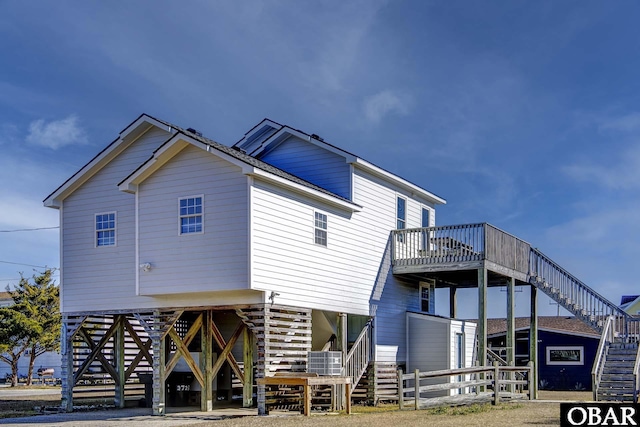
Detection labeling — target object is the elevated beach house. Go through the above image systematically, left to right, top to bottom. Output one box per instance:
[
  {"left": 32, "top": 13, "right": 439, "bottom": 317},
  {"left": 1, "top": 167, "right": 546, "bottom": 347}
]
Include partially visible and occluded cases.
[{"left": 44, "top": 115, "right": 480, "bottom": 413}]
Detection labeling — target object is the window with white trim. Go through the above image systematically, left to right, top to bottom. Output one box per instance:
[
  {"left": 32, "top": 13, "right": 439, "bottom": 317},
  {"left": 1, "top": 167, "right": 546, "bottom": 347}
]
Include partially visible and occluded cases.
[
  {"left": 179, "top": 196, "right": 203, "bottom": 235},
  {"left": 397, "top": 196, "right": 406, "bottom": 229},
  {"left": 421, "top": 207, "right": 430, "bottom": 228},
  {"left": 314, "top": 211, "right": 327, "bottom": 246},
  {"left": 95, "top": 212, "right": 116, "bottom": 247},
  {"left": 420, "top": 281, "right": 435, "bottom": 313},
  {"left": 546, "top": 346, "right": 584, "bottom": 365}
]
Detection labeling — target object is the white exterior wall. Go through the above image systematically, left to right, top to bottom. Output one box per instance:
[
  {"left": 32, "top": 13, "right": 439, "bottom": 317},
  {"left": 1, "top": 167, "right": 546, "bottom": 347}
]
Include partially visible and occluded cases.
[
  {"left": 61, "top": 127, "right": 170, "bottom": 312},
  {"left": 60, "top": 128, "right": 262, "bottom": 312},
  {"left": 259, "top": 136, "right": 352, "bottom": 199},
  {"left": 137, "top": 144, "right": 249, "bottom": 295}
]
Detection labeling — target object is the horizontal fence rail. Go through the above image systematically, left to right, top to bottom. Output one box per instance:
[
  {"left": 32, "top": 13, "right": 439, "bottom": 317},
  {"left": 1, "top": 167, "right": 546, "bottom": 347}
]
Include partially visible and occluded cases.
[{"left": 397, "top": 364, "right": 532, "bottom": 410}]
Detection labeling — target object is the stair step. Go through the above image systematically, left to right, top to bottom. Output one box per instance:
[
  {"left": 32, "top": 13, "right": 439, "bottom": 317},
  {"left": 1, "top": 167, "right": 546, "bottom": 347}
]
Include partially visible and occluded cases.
[
  {"left": 601, "top": 374, "right": 636, "bottom": 382},
  {"left": 599, "top": 381, "right": 635, "bottom": 388}
]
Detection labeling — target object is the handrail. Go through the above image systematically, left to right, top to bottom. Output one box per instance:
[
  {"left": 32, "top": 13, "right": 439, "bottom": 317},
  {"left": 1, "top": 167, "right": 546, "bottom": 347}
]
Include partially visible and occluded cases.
[
  {"left": 592, "top": 316, "right": 614, "bottom": 401},
  {"left": 343, "top": 319, "right": 373, "bottom": 388},
  {"left": 634, "top": 331, "right": 640, "bottom": 403}
]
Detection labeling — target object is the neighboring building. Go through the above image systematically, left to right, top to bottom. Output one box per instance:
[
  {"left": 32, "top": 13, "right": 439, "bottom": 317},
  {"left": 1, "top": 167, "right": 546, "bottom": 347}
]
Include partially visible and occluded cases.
[
  {"left": 45, "top": 114, "right": 482, "bottom": 413},
  {"left": 0, "top": 292, "right": 60, "bottom": 380},
  {"left": 620, "top": 295, "right": 640, "bottom": 316},
  {"left": 487, "top": 317, "right": 600, "bottom": 391}
]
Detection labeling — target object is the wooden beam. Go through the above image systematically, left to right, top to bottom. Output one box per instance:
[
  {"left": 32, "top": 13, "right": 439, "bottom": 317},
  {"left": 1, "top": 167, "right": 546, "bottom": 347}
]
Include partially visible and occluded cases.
[
  {"left": 478, "top": 267, "right": 487, "bottom": 392},
  {"left": 506, "top": 277, "right": 516, "bottom": 393},
  {"left": 529, "top": 285, "right": 538, "bottom": 399},
  {"left": 449, "top": 287, "right": 457, "bottom": 319},
  {"left": 201, "top": 311, "right": 213, "bottom": 412},
  {"left": 164, "top": 314, "right": 203, "bottom": 380},
  {"left": 114, "top": 315, "right": 126, "bottom": 408},
  {"left": 73, "top": 317, "right": 121, "bottom": 384},
  {"left": 124, "top": 318, "right": 153, "bottom": 365},
  {"left": 211, "top": 319, "right": 245, "bottom": 382},
  {"left": 60, "top": 321, "right": 74, "bottom": 412},
  {"left": 210, "top": 322, "right": 245, "bottom": 379},
  {"left": 243, "top": 326, "right": 255, "bottom": 407},
  {"left": 166, "top": 327, "right": 205, "bottom": 387},
  {"left": 152, "top": 330, "right": 166, "bottom": 416},
  {"left": 124, "top": 339, "right": 152, "bottom": 381}
]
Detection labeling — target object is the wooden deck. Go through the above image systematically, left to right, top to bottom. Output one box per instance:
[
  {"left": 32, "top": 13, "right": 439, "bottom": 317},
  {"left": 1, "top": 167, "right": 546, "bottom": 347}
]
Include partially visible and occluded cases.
[{"left": 392, "top": 223, "right": 530, "bottom": 282}]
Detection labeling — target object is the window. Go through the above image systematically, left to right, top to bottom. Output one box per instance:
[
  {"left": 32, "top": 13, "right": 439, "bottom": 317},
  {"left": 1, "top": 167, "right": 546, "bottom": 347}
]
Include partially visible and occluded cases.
[
  {"left": 179, "top": 196, "right": 203, "bottom": 234},
  {"left": 396, "top": 197, "right": 406, "bottom": 229},
  {"left": 421, "top": 207, "right": 430, "bottom": 228},
  {"left": 95, "top": 212, "right": 116, "bottom": 247},
  {"left": 314, "top": 212, "right": 327, "bottom": 246},
  {"left": 419, "top": 281, "right": 435, "bottom": 313},
  {"left": 546, "top": 346, "right": 584, "bottom": 365}
]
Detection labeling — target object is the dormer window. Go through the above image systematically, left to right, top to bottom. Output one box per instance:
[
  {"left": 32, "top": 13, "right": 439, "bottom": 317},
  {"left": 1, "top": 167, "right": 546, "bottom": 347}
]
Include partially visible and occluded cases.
[{"left": 179, "top": 196, "right": 203, "bottom": 234}]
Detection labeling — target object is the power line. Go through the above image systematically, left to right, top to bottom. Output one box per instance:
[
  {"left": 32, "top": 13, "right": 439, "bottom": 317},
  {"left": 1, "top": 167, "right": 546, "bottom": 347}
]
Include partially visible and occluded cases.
[
  {"left": 0, "top": 226, "right": 59, "bottom": 233},
  {"left": 0, "top": 260, "right": 56, "bottom": 269}
]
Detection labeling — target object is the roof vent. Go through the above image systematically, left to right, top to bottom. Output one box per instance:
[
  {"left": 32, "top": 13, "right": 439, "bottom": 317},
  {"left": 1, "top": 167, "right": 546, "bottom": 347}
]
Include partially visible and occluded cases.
[
  {"left": 186, "top": 128, "right": 202, "bottom": 137},
  {"left": 310, "top": 134, "right": 324, "bottom": 142}
]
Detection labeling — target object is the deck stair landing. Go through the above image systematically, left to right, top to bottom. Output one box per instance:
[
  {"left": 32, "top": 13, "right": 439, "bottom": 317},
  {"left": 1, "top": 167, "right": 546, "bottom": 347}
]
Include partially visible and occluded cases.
[
  {"left": 391, "top": 223, "right": 640, "bottom": 402},
  {"left": 597, "top": 343, "right": 638, "bottom": 402}
]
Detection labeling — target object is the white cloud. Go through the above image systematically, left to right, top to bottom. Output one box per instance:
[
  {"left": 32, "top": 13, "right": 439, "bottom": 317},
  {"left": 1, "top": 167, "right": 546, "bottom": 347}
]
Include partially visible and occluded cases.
[
  {"left": 363, "top": 90, "right": 411, "bottom": 124},
  {"left": 599, "top": 112, "right": 640, "bottom": 133},
  {"left": 26, "top": 115, "right": 87, "bottom": 149},
  {"left": 563, "top": 144, "right": 640, "bottom": 190}
]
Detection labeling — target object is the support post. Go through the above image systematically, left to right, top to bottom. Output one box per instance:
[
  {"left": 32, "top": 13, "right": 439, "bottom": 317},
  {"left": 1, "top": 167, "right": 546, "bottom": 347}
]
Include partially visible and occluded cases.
[
  {"left": 478, "top": 268, "right": 488, "bottom": 392},
  {"left": 506, "top": 277, "right": 516, "bottom": 393},
  {"left": 529, "top": 285, "right": 538, "bottom": 399},
  {"left": 449, "top": 287, "right": 457, "bottom": 319},
  {"left": 201, "top": 310, "right": 213, "bottom": 412},
  {"left": 336, "top": 313, "right": 347, "bottom": 410},
  {"left": 152, "top": 314, "right": 166, "bottom": 416},
  {"left": 114, "top": 316, "right": 126, "bottom": 408},
  {"left": 60, "top": 322, "right": 74, "bottom": 412},
  {"left": 242, "top": 326, "right": 254, "bottom": 407},
  {"left": 493, "top": 361, "right": 500, "bottom": 405},
  {"left": 398, "top": 368, "right": 404, "bottom": 410},
  {"left": 414, "top": 368, "right": 420, "bottom": 410}
]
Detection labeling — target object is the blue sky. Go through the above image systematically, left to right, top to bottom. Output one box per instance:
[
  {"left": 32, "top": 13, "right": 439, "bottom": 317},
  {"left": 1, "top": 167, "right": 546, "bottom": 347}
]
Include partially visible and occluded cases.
[{"left": 1, "top": 1, "right": 639, "bottom": 318}]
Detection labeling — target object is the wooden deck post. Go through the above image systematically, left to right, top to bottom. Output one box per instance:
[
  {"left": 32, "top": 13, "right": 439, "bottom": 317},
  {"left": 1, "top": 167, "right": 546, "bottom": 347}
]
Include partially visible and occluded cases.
[
  {"left": 478, "top": 267, "right": 488, "bottom": 391},
  {"left": 507, "top": 277, "right": 516, "bottom": 393},
  {"left": 529, "top": 285, "right": 538, "bottom": 399},
  {"left": 449, "top": 287, "right": 457, "bottom": 319},
  {"left": 201, "top": 310, "right": 213, "bottom": 412},
  {"left": 152, "top": 314, "right": 166, "bottom": 416},
  {"left": 114, "top": 316, "right": 126, "bottom": 409},
  {"left": 60, "top": 321, "right": 74, "bottom": 412},
  {"left": 243, "top": 326, "right": 254, "bottom": 407},
  {"left": 493, "top": 361, "right": 500, "bottom": 405},
  {"left": 397, "top": 368, "right": 404, "bottom": 410},
  {"left": 414, "top": 368, "right": 420, "bottom": 410}
]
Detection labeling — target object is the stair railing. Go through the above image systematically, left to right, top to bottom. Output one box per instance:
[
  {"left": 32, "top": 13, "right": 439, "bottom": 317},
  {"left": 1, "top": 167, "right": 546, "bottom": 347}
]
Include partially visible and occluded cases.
[
  {"left": 529, "top": 248, "right": 636, "bottom": 338},
  {"left": 592, "top": 315, "right": 615, "bottom": 401},
  {"left": 343, "top": 319, "right": 373, "bottom": 388},
  {"left": 634, "top": 328, "right": 640, "bottom": 403}
]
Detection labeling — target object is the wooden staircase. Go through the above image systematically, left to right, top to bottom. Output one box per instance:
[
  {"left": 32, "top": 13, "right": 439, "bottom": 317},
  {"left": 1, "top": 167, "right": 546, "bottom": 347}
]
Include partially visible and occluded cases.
[
  {"left": 529, "top": 248, "right": 640, "bottom": 402},
  {"left": 597, "top": 343, "right": 638, "bottom": 402}
]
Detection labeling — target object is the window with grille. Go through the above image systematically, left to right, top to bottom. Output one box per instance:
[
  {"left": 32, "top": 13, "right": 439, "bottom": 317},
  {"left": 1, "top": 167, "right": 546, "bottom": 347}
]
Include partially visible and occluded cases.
[
  {"left": 179, "top": 196, "right": 203, "bottom": 235},
  {"left": 95, "top": 212, "right": 116, "bottom": 247},
  {"left": 314, "top": 212, "right": 327, "bottom": 246}
]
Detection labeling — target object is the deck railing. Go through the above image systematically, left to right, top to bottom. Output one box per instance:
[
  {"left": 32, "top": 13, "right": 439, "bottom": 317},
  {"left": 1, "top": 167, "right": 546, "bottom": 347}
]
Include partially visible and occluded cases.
[{"left": 392, "top": 223, "right": 529, "bottom": 274}]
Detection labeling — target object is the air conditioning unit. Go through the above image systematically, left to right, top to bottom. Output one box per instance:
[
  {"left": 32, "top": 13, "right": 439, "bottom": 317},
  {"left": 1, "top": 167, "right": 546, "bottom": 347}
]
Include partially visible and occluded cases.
[{"left": 307, "top": 351, "right": 342, "bottom": 376}]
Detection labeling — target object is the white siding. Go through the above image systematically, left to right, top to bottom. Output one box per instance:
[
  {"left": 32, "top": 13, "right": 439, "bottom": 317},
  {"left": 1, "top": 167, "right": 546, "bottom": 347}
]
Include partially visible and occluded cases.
[
  {"left": 61, "top": 127, "right": 170, "bottom": 312},
  {"left": 61, "top": 128, "right": 261, "bottom": 312},
  {"left": 259, "top": 136, "right": 351, "bottom": 199},
  {"left": 137, "top": 144, "right": 248, "bottom": 295}
]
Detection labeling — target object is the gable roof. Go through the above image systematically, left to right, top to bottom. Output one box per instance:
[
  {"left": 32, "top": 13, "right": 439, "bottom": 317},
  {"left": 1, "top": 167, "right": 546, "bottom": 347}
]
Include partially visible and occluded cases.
[
  {"left": 43, "top": 114, "right": 177, "bottom": 208},
  {"left": 118, "top": 117, "right": 362, "bottom": 212},
  {"left": 235, "top": 118, "right": 447, "bottom": 206},
  {"left": 621, "top": 295, "right": 640, "bottom": 306},
  {"left": 486, "top": 316, "right": 600, "bottom": 338}
]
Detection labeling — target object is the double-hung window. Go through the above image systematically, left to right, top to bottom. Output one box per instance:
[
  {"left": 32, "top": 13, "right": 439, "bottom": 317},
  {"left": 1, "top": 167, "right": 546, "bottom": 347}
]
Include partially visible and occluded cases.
[
  {"left": 179, "top": 196, "right": 203, "bottom": 235},
  {"left": 397, "top": 197, "right": 406, "bottom": 229},
  {"left": 421, "top": 207, "right": 430, "bottom": 251},
  {"left": 95, "top": 212, "right": 116, "bottom": 247},
  {"left": 314, "top": 212, "right": 327, "bottom": 246},
  {"left": 420, "top": 281, "right": 435, "bottom": 313}
]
